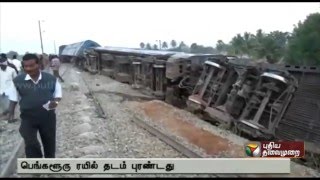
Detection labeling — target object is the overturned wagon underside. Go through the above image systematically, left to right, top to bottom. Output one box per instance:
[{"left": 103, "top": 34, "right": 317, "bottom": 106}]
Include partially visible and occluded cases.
[
  {"left": 84, "top": 47, "right": 320, "bottom": 162},
  {"left": 187, "top": 60, "right": 320, "bottom": 155},
  {"left": 275, "top": 66, "right": 320, "bottom": 153}
]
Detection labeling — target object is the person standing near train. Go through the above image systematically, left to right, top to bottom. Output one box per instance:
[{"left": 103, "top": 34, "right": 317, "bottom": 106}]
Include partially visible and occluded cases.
[
  {"left": 0, "top": 53, "right": 17, "bottom": 120},
  {"left": 0, "top": 53, "right": 19, "bottom": 74},
  {"left": 8, "top": 53, "right": 62, "bottom": 158},
  {"left": 10, "top": 54, "right": 22, "bottom": 73},
  {"left": 50, "top": 55, "right": 64, "bottom": 82}
]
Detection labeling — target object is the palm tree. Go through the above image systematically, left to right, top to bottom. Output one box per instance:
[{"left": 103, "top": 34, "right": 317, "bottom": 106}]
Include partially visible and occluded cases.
[
  {"left": 252, "top": 29, "right": 266, "bottom": 59},
  {"left": 242, "top": 32, "right": 255, "bottom": 57},
  {"left": 230, "top": 34, "right": 245, "bottom": 57},
  {"left": 170, "top": 40, "right": 177, "bottom": 49},
  {"left": 216, "top": 40, "right": 225, "bottom": 53},
  {"left": 162, "top": 41, "right": 168, "bottom": 49},
  {"left": 179, "top": 41, "right": 186, "bottom": 48},
  {"left": 153, "top": 44, "right": 158, "bottom": 50}
]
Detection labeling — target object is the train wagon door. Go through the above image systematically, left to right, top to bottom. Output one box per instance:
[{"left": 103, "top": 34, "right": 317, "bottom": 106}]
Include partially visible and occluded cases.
[
  {"left": 100, "top": 54, "right": 116, "bottom": 78},
  {"left": 114, "top": 55, "right": 132, "bottom": 84},
  {"left": 132, "top": 57, "right": 143, "bottom": 89},
  {"left": 153, "top": 59, "right": 167, "bottom": 100}
]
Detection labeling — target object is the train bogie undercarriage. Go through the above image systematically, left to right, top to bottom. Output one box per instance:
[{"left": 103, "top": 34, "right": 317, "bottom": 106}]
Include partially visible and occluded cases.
[{"left": 79, "top": 46, "right": 320, "bottom": 169}]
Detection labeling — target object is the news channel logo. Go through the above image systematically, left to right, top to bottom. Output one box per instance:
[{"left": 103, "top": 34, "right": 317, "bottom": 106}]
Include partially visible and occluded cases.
[{"left": 245, "top": 142, "right": 261, "bottom": 157}]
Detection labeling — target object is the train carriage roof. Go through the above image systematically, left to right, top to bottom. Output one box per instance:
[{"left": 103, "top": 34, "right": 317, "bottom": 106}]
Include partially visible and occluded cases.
[
  {"left": 61, "top": 40, "right": 100, "bottom": 57},
  {"left": 94, "top": 46, "right": 183, "bottom": 59},
  {"left": 93, "top": 47, "right": 234, "bottom": 60},
  {"left": 167, "top": 53, "right": 238, "bottom": 63},
  {"left": 168, "top": 53, "right": 226, "bottom": 59}
]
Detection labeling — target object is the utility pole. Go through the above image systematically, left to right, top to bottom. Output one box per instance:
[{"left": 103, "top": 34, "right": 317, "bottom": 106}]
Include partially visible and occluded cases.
[
  {"left": 0, "top": 4, "right": 2, "bottom": 52},
  {"left": 38, "top": 20, "right": 44, "bottom": 54},
  {"left": 54, "top": 40, "right": 57, "bottom": 54}
]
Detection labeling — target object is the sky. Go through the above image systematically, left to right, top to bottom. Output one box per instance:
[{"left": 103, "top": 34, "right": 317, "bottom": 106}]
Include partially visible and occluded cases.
[{"left": 0, "top": 2, "right": 319, "bottom": 55}]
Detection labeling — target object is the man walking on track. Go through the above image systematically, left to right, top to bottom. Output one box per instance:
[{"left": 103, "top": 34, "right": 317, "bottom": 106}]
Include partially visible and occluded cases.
[
  {"left": 0, "top": 53, "right": 19, "bottom": 74},
  {"left": 8, "top": 53, "right": 62, "bottom": 158},
  {"left": 0, "top": 54, "right": 17, "bottom": 120},
  {"left": 10, "top": 54, "right": 22, "bottom": 73},
  {"left": 50, "top": 55, "right": 64, "bottom": 82}
]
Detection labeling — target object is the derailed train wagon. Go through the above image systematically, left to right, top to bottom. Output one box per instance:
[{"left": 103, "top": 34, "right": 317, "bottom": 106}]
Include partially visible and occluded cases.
[
  {"left": 61, "top": 40, "right": 100, "bottom": 66},
  {"left": 76, "top": 41, "right": 320, "bottom": 168},
  {"left": 58, "top": 45, "right": 66, "bottom": 57},
  {"left": 84, "top": 46, "right": 234, "bottom": 101},
  {"left": 90, "top": 47, "right": 177, "bottom": 98},
  {"left": 165, "top": 54, "right": 236, "bottom": 106},
  {"left": 187, "top": 55, "right": 245, "bottom": 116},
  {"left": 186, "top": 57, "right": 320, "bottom": 165},
  {"left": 236, "top": 64, "right": 320, "bottom": 164},
  {"left": 234, "top": 65, "right": 298, "bottom": 139},
  {"left": 274, "top": 65, "right": 320, "bottom": 155}
]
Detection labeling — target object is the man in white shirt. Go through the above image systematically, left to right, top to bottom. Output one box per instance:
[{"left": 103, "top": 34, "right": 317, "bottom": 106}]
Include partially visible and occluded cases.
[
  {"left": 1, "top": 53, "right": 19, "bottom": 74},
  {"left": 8, "top": 53, "right": 62, "bottom": 158},
  {"left": 0, "top": 54, "right": 17, "bottom": 118},
  {"left": 10, "top": 54, "right": 22, "bottom": 72},
  {"left": 50, "top": 55, "right": 64, "bottom": 82}
]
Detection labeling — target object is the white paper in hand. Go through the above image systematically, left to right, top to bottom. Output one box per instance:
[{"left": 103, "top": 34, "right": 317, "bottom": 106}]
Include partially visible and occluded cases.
[{"left": 42, "top": 101, "right": 55, "bottom": 111}]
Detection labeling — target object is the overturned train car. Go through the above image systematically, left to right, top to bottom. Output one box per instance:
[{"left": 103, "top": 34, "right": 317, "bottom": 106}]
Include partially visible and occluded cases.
[
  {"left": 60, "top": 40, "right": 101, "bottom": 64},
  {"left": 74, "top": 43, "right": 320, "bottom": 166},
  {"left": 84, "top": 47, "right": 230, "bottom": 102},
  {"left": 90, "top": 47, "right": 177, "bottom": 99},
  {"left": 187, "top": 57, "right": 320, "bottom": 162}
]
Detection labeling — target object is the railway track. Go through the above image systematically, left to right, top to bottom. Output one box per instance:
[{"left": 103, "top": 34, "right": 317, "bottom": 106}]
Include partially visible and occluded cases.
[
  {"left": 61, "top": 42, "right": 320, "bottom": 174},
  {"left": 66, "top": 63, "right": 320, "bottom": 177},
  {"left": 2, "top": 64, "right": 318, "bottom": 177},
  {"left": 2, "top": 64, "right": 208, "bottom": 177},
  {"left": 79, "top": 66, "right": 320, "bottom": 177},
  {"left": 78, "top": 68, "right": 202, "bottom": 158},
  {"left": 81, "top": 69, "right": 311, "bottom": 178},
  {"left": 80, "top": 70, "right": 205, "bottom": 159},
  {"left": 79, "top": 71, "right": 241, "bottom": 178}
]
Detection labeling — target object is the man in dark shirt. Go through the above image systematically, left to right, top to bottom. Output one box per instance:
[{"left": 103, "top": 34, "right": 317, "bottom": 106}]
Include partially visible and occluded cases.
[{"left": 8, "top": 53, "right": 62, "bottom": 158}]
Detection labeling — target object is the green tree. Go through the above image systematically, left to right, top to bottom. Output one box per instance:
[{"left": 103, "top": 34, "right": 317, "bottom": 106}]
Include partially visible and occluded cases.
[
  {"left": 285, "top": 13, "right": 320, "bottom": 65},
  {"left": 251, "top": 29, "right": 266, "bottom": 59},
  {"left": 263, "top": 31, "right": 289, "bottom": 63},
  {"left": 241, "top": 32, "right": 256, "bottom": 57},
  {"left": 230, "top": 34, "right": 245, "bottom": 57},
  {"left": 170, "top": 40, "right": 177, "bottom": 48},
  {"left": 216, "top": 40, "right": 227, "bottom": 53},
  {"left": 162, "top": 41, "right": 168, "bottom": 49},
  {"left": 178, "top": 41, "right": 186, "bottom": 48},
  {"left": 178, "top": 41, "right": 189, "bottom": 52},
  {"left": 139, "top": 42, "right": 145, "bottom": 49},
  {"left": 146, "top": 43, "right": 152, "bottom": 50},
  {"left": 189, "top": 43, "right": 216, "bottom": 54},
  {"left": 190, "top": 43, "right": 198, "bottom": 53},
  {"left": 153, "top": 44, "right": 158, "bottom": 50}
]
